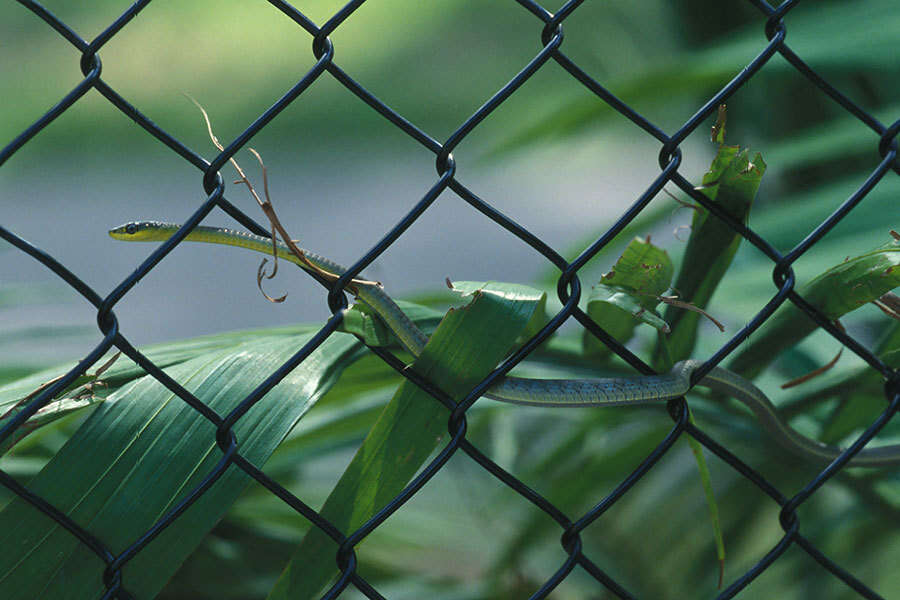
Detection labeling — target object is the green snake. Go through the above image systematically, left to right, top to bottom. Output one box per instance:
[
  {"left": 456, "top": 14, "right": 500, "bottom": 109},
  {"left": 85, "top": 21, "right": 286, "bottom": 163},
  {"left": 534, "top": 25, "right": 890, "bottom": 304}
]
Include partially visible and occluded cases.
[{"left": 110, "top": 221, "right": 900, "bottom": 467}]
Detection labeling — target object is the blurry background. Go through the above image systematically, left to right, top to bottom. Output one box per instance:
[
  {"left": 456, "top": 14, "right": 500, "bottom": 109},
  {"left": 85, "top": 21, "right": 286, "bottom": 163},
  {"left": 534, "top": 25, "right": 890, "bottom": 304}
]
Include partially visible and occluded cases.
[
  {"left": 2, "top": 1, "right": 899, "bottom": 598},
  {"left": 3, "top": 1, "right": 897, "bottom": 368}
]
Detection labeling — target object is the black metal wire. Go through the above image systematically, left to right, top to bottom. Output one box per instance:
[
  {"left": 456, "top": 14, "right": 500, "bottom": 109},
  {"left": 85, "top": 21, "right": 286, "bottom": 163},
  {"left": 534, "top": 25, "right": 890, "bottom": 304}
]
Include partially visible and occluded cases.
[{"left": 2, "top": 1, "right": 898, "bottom": 598}]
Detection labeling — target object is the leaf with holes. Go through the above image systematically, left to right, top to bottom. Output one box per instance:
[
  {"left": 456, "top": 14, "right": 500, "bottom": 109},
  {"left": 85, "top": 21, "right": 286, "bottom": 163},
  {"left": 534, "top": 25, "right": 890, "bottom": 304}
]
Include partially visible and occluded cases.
[{"left": 583, "top": 236, "right": 673, "bottom": 356}]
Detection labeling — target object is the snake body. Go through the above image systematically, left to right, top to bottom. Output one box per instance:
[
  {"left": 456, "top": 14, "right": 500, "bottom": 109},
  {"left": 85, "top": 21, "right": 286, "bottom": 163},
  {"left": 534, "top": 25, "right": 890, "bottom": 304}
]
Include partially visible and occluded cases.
[{"left": 109, "top": 221, "right": 900, "bottom": 467}]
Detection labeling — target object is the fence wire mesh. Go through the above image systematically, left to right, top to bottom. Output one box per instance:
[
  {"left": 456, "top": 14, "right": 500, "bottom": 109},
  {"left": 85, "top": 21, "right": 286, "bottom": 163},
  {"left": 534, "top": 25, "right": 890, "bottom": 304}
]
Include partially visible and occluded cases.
[{"left": 2, "top": 0, "right": 899, "bottom": 598}]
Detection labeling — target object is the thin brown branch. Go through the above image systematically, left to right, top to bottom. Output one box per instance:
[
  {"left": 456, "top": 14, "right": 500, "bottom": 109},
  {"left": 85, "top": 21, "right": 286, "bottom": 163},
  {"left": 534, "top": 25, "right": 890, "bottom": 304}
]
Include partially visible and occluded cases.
[
  {"left": 187, "top": 97, "right": 379, "bottom": 295},
  {"left": 244, "top": 147, "right": 344, "bottom": 285},
  {"left": 663, "top": 187, "right": 700, "bottom": 212},
  {"left": 257, "top": 259, "right": 287, "bottom": 303},
  {"left": 873, "top": 292, "right": 900, "bottom": 321},
  {"left": 657, "top": 295, "right": 726, "bottom": 332},
  {"left": 781, "top": 320, "right": 846, "bottom": 389},
  {"left": 781, "top": 348, "right": 843, "bottom": 389},
  {"left": 1, "top": 352, "right": 122, "bottom": 420},
  {"left": 93, "top": 352, "right": 122, "bottom": 377}
]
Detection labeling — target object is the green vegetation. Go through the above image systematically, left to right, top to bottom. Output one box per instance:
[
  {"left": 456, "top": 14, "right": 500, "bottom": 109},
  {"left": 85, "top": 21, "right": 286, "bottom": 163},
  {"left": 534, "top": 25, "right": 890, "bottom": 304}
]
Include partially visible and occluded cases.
[{"left": 2, "top": 1, "right": 899, "bottom": 598}]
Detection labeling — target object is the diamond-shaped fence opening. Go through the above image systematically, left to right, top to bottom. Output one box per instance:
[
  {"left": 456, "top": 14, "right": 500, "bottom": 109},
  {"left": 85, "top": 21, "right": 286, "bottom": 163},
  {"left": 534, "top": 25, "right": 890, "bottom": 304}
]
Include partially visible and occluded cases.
[{"left": 2, "top": 1, "right": 899, "bottom": 599}]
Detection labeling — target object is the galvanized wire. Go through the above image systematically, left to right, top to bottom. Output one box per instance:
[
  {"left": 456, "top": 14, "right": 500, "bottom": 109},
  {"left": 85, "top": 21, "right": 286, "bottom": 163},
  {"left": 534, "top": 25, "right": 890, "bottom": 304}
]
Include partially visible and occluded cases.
[{"left": 2, "top": 1, "right": 899, "bottom": 598}]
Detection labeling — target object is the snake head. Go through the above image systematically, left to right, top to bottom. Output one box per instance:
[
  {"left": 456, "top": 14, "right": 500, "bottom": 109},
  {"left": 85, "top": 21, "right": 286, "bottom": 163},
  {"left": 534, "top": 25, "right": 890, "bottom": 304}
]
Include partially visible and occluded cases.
[{"left": 108, "top": 221, "right": 176, "bottom": 241}]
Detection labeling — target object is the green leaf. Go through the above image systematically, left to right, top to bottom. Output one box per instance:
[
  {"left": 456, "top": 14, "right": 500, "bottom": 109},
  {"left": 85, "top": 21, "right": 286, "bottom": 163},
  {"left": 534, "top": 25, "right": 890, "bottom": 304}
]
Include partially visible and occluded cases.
[
  {"left": 654, "top": 145, "right": 765, "bottom": 368},
  {"left": 583, "top": 236, "right": 673, "bottom": 356},
  {"left": 595, "top": 236, "right": 674, "bottom": 295},
  {"left": 729, "top": 238, "right": 900, "bottom": 377},
  {"left": 799, "top": 243, "right": 900, "bottom": 318},
  {"left": 449, "top": 281, "right": 548, "bottom": 340},
  {"left": 267, "top": 282, "right": 543, "bottom": 600},
  {"left": 587, "top": 286, "right": 669, "bottom": 334},
  {"left": 0, "top": 326, "right": 320, "bottom": 411},
  {"left": 0, "top": 328, "right": 365, "bottom": 599},
  {"left": 0, "top": 353, "right": 129, "bottom": 455},
  {"left": 0, "top": 393, "right": 104, "bottom": 456},
  {"left": 685, "top": 411, "right": 725, "bottom": 585}
]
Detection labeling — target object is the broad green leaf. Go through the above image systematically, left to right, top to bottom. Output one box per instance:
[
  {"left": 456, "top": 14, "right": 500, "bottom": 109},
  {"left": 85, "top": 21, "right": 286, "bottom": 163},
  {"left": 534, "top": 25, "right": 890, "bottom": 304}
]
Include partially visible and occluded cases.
[
  {"left": 654, "top": 145, "right": 765, "bottom": 368},
  {"left": 583, "top": 236, "right": 673, "bottom": 356},
  {"left": 729, "top": 238, "right": 900, "bottom": 377},
  {"left": 449, "top": 280, "right": 548, "bottom": 340},
  {"left": 267, "top": 282, "right": 543, "bottom": 600},
  {"left": 0, "top": 325, "right": 320, "bottom": 414},
  {"left": 0, "top": 326, "right": 325, "bottom": 457},
  {"left": 0, "top": 328, "right": 365, "bottom": 599},
  {"left": 0, "top": 353, "right": 125, "bottom": 455},
  {"left": 0, "top": 367, "right": 38, "bottom": 388},
  {"left": 0, "top": 394, "right": 104, "bottom": 456}
]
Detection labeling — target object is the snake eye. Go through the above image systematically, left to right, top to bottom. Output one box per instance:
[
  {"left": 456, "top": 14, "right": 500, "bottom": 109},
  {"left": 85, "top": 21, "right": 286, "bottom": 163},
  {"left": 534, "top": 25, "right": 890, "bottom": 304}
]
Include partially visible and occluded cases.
[{"left": 125, "top": 223, "right": 137, "bottom": 235}]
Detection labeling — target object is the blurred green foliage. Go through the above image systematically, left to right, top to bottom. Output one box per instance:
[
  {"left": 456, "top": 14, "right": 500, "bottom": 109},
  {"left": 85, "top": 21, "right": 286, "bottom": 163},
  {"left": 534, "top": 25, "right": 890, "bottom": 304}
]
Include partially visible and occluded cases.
[{"left": 2, "top": 1, "right": 681, "bottom": 153}]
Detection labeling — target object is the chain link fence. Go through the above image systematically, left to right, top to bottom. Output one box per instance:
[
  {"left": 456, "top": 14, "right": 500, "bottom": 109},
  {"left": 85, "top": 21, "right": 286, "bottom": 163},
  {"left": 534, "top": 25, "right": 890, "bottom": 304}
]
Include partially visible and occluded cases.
[{"left": 2, "top": 1, "right": 899, "bottom": 598}]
